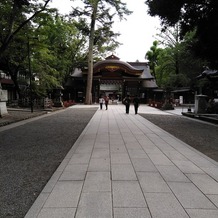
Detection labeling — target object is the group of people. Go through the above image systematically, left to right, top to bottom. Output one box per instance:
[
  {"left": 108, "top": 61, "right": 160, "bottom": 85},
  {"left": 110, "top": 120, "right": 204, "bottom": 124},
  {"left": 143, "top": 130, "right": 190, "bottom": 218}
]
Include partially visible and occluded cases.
[
  {"left": 99, "top": 94, "right": 140, "bottom": 114},
  {"left": 99, "top": 95, "right": 109, "bottom": 110},
  {"left": 123, "top": 95, "right": 140, "bottom": 114}
]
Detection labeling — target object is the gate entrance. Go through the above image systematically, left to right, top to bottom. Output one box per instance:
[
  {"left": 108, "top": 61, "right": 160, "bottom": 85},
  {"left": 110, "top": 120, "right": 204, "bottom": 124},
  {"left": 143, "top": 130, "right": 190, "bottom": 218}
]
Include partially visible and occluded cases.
[{"left": 99, "top": 80, "right": 123, "bottom": 102}]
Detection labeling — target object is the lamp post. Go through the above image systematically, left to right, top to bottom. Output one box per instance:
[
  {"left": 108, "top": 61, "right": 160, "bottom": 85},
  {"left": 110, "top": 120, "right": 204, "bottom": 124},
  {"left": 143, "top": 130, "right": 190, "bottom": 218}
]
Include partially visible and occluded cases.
[
  {"left": 27, "top": 36, "right": 38, "bottom": 113},
  {"left": 27, "top": 37, "right": 33, "bottom": 113}
]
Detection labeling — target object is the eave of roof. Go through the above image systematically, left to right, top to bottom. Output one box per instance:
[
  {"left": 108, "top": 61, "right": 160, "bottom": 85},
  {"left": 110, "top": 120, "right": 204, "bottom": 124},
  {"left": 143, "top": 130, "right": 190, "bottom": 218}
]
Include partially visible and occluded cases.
[{"left": 93, "top": 59, "right": 143, "bottom": 76}]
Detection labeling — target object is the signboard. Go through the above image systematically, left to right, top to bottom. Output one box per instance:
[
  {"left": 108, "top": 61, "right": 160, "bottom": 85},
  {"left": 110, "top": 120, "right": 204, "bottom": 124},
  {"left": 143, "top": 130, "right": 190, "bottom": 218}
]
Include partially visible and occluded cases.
[
  {"left": 105, "top": 65, "right": 120, "bottom": 72},
  {"left": 100, "top": 84, "right": 120, "bottom": 91}
]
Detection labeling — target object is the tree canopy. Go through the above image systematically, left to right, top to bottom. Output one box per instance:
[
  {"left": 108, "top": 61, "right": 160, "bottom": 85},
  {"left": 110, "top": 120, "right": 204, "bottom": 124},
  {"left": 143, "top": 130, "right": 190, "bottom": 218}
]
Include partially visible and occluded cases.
[
  {"left": 0, "top": 0, "right": 128, "bottom": 100},
  {"left": 70, "top": 0, "right": 131, "bottom": 104},
  {"left": 145, "top": 0, "right": 218, "bottom": 68},
  {"left": 148, "top": 25, "right": 207, "bottom": 92}
]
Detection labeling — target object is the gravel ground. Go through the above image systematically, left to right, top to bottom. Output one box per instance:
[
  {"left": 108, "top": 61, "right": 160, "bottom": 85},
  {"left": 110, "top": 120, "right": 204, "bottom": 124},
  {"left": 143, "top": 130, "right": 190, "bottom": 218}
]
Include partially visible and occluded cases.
[
  {"left": 0, "top": 107, "right": 98, "bottom": 218},
  {"left": 0, "top": 109, "right": 48, "bottom": 127},
  {"left": 139, "top": 113, "right": 218, "bottom": 162}
]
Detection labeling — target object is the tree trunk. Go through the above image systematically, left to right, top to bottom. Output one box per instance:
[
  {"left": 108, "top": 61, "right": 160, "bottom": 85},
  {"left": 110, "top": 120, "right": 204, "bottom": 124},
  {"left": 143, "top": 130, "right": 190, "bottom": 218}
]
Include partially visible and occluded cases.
[
  {"left": 85, "top": 1, "right": 98, "bottom": 104},
  {"left": 10, "top": 71, "right": 21, "bottom": 99}
]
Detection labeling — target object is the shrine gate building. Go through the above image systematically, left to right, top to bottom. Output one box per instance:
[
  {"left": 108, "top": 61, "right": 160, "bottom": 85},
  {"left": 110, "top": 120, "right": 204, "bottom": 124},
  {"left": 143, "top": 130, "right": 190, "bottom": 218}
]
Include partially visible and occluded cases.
[{"left": 64, "top": 54, "right": 157, "bottom": 103}]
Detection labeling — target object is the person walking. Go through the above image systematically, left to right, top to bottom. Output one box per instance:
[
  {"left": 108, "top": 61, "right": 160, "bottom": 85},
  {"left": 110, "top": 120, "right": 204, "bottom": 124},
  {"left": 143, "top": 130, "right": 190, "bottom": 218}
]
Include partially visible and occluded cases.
[
  {"left": 104, "top": 95, "right": 109, "bottom": 110},
  {"left": 123, "top": 95, "right": 131, "bottom": 114},
  {"left": 133, "top": 95, "right": 140, "bottom": 114},
  {"left": 99, "top": 96, "right": 104, "bottom": 110}
]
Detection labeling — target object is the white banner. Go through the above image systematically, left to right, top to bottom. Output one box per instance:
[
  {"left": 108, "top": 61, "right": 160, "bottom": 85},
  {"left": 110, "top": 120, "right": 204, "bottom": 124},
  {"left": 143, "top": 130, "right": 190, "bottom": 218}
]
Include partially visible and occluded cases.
[{"left": 100, "top": 84, "right": 120, "bottom": 91}]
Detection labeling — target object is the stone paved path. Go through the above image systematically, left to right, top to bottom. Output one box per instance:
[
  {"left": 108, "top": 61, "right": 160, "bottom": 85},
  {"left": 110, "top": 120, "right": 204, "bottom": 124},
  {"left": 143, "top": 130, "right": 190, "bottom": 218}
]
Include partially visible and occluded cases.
[{"left": 25, "top": 105, "right": 218, "bottom": 218}]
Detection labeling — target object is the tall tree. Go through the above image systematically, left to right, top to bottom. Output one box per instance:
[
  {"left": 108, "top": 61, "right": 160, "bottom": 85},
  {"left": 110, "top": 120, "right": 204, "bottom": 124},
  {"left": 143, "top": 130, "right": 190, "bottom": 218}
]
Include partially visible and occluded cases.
[
  {"left": 71, "top": 0, "right": 131, "bottom": 104},
  {"left": 145, "top": 0, "right": 218, "bottom": 68},
  {"left": 145, "top": 40, "right": 162, "bottom": 80}
]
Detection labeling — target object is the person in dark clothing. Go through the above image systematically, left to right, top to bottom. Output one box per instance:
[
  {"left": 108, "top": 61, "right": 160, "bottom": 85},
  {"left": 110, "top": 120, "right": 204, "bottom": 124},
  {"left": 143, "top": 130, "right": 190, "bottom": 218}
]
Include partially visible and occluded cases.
[
  {"left": 104, "top": 95, "right": 109, "bottom": 110},
  {"left": 123, "top": 95, "right": 131, "bottom": 114},
  {"left": 133, "top": 95, "right": 140, "bottom": 114}
]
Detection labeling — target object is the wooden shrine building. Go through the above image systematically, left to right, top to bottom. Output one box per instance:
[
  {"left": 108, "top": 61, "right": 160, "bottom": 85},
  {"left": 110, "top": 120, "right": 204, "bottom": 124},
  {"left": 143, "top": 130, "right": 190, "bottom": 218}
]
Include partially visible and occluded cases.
[{"left": 64, "top": 54, "right": 157, "bottom": 103}]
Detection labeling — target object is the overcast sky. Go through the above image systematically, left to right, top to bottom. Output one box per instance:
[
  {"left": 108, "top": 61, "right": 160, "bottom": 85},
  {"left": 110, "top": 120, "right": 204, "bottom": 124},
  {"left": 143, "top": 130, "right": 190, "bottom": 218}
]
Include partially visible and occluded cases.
[{"left": 49, "top": 0, "right": 161, "bottom": 62}]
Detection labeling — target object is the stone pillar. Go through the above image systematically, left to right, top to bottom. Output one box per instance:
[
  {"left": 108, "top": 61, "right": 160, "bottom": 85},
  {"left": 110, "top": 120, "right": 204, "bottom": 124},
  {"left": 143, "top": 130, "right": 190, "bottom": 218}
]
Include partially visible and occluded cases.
[
  {"left": 0, "top": 83, "right": 8, "bottom": 117},
  {"left": 53, "top": 88, "right": 63, "bottom": 107},
  {"left": 194, "top": 95, "right": 207, "bottom": 114}
]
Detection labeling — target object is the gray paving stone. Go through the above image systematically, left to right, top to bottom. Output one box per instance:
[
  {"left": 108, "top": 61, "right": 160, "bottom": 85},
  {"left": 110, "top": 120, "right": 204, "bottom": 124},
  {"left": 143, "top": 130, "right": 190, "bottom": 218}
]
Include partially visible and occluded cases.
[
  {"left": 119, "top": 126, "right": 131, "bottom": 133},
  {"left": 85, "top": 128, "right": 98, "bottom": 134},
  {"left": 97, "top": 128, "right": 109, "bottom": 134},
  {"left": 134, "top": 132, "right": 147, "bottom": 140},
  {"left": 121, "top": 133, "right": 136, "bottom": 142},
  {"left": 145, "top": 133, "right": 160, "bottom": 141},
  {"left": 95, "top": 134, "right": 109, "bottom": 143},
  {"left": 109, "top": 134, "right": 123, "bottom": 143},
  {"left": 160, "top": 136, "right": 185, "bottom": 149},
  {"left": 137, "top": 138, "right": 155, "bottom": 147},
  {"left": 149, "top": 138, "right": 175, "bottom": 152},
  {"left": 77, "top": 139, "right": 95, "bottom": 147},
  {"left": 94, "top": 142, "right": 110, "bottom": 148},
  {"left": 125, "top": 142, "right": 142, "bottom": 150},
  {"left": 155, "top": 142, "right": 175, "bottom": 152},
  {"left": 110, "top": 144, "right": 127, "bottom": 153},
  {"left": 75, "top": 145, "right": 93, "bottom": 153},
  {"left": 141, "top": 145, "right": 162, "bottom": 154},
  {"left": 176, "top": 147, "right": 199, "bottom": 158},
  {"left": 91, "top": 148, "right": 110, "bottom": 158},
  {"left": 128, "top": 149, "right": 148, "bottom": 158},
  {"left": 162, "top": 150, "right": 188, "bottom": 161},
  {"left": 69, "top": 153, "right": 91, "bottom": 164},
  {"left": 111, "top": 153, "right": 131, "bottom": 164},
  {"left": 148, "top": 153, "right": 174, "bottom": 166},
  {"left": 188, "top": 155, "right": 217, "bottom": 168},
  {"left": 88, "top": 157, "right": 110, "bottom": 171},
  {"left": 55, "top": 158, "right": 70, "bottom": 171},
  {"left": 131, "top": 158, "right": 157, "bottom": 172},
  {"left": 172, "top": 160, "right": 204, "bottom": 174},
  {"left": 59, "top": 164, "right": 88, "bottom": 181},
  {"left": 111, "top": 164, "right": 137, "bottom": 180},
  {"left": 157, "top": 165, "right": 190, "bottom": 182},
  {"left": 201, "top": 166, "right": 218, "bottom": 181},
  {"left": 42, "top": 170, "right": 62, "bottom": 193},
  {"left": 83, "top": 172, "right": 111, "bottom": 192},
  {"left": 137, "top": 172, "right": 171, "bottom": 193},
  {"left": 186, "top": 173, "right": 218, "bottom": 194},
  {"left": 44, "top": 181, "right": 83, "bottom": 208},
  {"left": 112, "top": 181, "right": 147, "bottom": 207},
  {"left": 168, "top": 182, "right": 216, "bottom": 209},
  {"left": 76, "top": 192, "right": 112, "bottom": 218},
  {"left": 145, "top": 192, "right": 189, "bottom": 218},
  {"left": 207, "top": 194, "right": 218, "bottom": 207},
  {"left": 37, "top": 208, "right": 76, "bottom": 218},
  {"left": 114, "top": 208, "right": 151, "bottom": 218},
  {"left": 186, "top": 209, "right": 218, "bottom": 218}
]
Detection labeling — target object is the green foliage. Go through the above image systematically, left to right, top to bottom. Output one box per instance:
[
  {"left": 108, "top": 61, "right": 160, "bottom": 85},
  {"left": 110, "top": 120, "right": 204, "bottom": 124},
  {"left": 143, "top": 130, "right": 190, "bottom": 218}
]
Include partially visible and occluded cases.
[
  {"left": 0, "top": 0, "right": 131, "bottom": 101},
  {"left": 145, "top": 0, "right": 218, "bottom": 68},
  {"left": 31, "top": 12, "right": 90, "bottom": 95},
  {"left": 150, "top": 26, "right": 207, "bottom": 91},
  {"left": 145, "top": 41, "right": 162, "bottom": 79}
]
